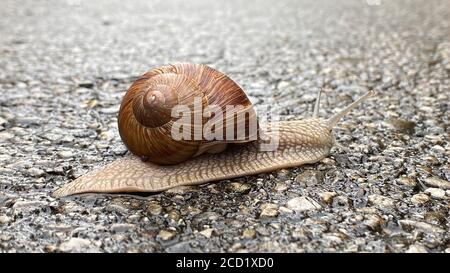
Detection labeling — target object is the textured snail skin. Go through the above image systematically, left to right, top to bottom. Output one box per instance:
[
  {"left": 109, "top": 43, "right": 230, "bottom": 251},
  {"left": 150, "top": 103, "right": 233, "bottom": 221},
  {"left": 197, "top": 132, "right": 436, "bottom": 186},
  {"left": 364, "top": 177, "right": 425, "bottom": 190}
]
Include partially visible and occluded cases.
[{"left": 52, "top": 119, "right": 333, "bottom": 197}]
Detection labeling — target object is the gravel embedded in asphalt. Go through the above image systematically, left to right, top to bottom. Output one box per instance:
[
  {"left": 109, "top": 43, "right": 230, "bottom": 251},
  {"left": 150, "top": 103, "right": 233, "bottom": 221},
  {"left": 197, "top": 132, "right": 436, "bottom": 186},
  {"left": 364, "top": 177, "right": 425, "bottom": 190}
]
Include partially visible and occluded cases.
[{"left": 0, "top": 0, "right": 449, "bottom": 252}]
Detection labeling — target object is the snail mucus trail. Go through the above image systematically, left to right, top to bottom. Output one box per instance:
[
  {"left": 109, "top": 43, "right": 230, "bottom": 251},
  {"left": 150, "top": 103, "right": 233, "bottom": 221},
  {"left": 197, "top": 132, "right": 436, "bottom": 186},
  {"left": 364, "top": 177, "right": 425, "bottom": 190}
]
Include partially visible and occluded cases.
[{"left": 53, "top": 63, "right": 375, "bottom": 197}]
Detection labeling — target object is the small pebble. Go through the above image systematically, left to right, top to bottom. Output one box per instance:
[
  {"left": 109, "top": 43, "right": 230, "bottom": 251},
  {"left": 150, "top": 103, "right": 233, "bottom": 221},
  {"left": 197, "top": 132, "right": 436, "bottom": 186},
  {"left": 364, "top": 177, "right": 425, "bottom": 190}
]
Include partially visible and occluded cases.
[
  {"left": 277, "top": 81, "right": 290, "bottom": 90},
  {"left": 0, "top": 117, "right": 7, "bottom": 126},
  {"left": 388, "top": 118, "right": 416, "bottom": 134},
  {"left": 0, "top": 132, "right": 14, "bottom": 141},
  {"left": 58, "top": 151, "right": 73, "bottom": 159},
  {"left": 27, "top": 167, "right": 45, "bottom": 177},
  {"left": 276, "top": 169, "right": 291, "bottom": 180},
  {"left": 295, "top": 170, "right": 323, "bottom": 186},
  {"left": 398, "top": 177, "right": 416, "bottom": 187},
  {"left": 424, "top": 177, "right": 450, "bottom": 190},
  {"left": 226, "top": 182, "right": 251, "bottom": 194},
  {"left": 274, "top": 182, "right": 288, "bottom": 192},
  {"left": 425, "top": 188, "right": 446, "bottom": 199},
  {"left": 319, "top": 191, "right": 337, "bottom": 204},
  {"left": 410, "top": 193, "right": 430, "bottom": 205},
  {"left": 368, "top": 194, "right": 395, "bottom": 209},
  {"left": 286, "top": 197, "right": 321, "bottom": 212},
  {"left": 12, "top": 200, "right": 45, "bottom": 214},
  {"left": 147, "top": 203, "right": 162, "bottom": 215},
  {"left": 259, "top": 203, "right": 279, "bottom": 218},
  {"left": 363, "top": 214, "right": 384, "bottom": 231},
  {"left": 0, "top": 215, "right": 11, "bottom": 224},
  {"left": 399, "top": 220, "right": 445, "bottom": 233},
  {"left": 111, "top": 223, "right": 136, "bottom": 233},
  {"left": 199, "top": 228, "right": 214, "bottom": 238},
  {"left": 242, "top": 228, "right": 256, "bottom": 239},
  {"left": 158, "top": 230, "right": 176, "bottom": 241},
  {"left": 0, "top": 234, "right": 12, "bottom": 241},
  {"left": 59, "top": 238, "right": 94, "bottom": 252},
  {"left": 406, "top": 244, "right": 428, "bottom": 253}
]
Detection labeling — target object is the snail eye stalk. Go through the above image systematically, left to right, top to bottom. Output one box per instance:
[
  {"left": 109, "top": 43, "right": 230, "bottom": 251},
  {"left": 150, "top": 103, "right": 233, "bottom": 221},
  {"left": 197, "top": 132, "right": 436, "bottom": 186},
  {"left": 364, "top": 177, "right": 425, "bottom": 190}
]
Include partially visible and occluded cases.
[
  {"left": 312, "top": 88, "right": 322, "bottom": 118},
  {"left": 326, "top": 90, "right": 376, "bottom": 129}
]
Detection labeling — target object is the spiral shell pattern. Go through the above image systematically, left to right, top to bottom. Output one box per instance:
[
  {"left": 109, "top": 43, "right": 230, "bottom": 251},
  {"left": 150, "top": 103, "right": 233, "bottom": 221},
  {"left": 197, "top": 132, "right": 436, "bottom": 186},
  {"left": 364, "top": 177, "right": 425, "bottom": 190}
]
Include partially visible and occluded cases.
[{"left": 118, "top": 63, "right": 257, "bottom": 165}]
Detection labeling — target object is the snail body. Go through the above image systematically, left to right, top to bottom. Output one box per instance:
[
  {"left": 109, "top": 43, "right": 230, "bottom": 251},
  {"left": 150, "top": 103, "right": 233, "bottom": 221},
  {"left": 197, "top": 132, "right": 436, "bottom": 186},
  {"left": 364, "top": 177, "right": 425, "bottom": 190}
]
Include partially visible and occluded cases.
[{"left": 53, "top": 63, "right": 374, "bottom": 197}]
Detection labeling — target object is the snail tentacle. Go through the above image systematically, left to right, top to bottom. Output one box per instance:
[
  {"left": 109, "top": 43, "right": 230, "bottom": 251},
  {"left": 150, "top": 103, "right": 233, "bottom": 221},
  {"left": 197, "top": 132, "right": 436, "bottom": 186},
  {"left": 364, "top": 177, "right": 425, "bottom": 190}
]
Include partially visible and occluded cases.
[{"left": 313, "top": 88, "right": 322, "bottom": 118}]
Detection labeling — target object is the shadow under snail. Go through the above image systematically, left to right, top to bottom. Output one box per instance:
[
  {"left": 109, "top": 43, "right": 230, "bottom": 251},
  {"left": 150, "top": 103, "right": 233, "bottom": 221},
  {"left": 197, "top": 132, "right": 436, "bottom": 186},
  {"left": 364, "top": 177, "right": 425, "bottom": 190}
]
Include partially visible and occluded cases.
[{"left": 53, "top": 63, "right": 375, "bottom": 197}]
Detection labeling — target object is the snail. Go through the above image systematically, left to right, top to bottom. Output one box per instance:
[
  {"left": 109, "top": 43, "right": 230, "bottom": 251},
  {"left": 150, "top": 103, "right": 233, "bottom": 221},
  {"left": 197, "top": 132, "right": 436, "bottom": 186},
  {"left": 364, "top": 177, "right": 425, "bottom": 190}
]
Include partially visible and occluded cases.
[{"left": 53, "top": 63, "right": 375, "bottom": 198}]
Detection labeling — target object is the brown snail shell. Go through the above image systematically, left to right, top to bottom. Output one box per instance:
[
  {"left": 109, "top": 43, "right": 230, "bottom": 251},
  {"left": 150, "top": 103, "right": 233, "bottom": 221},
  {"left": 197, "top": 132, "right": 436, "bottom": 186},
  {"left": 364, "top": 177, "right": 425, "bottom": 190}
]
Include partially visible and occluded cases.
[{"left": 118, "top": 63, "right": 258, "bottom": 165}]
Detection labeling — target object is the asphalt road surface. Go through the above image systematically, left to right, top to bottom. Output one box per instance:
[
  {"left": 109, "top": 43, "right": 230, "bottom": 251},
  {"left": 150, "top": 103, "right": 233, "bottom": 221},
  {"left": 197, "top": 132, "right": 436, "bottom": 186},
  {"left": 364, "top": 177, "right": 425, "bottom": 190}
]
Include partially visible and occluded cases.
[{"left": 0, "top": 0, "right": 449, "bottom": 252}]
